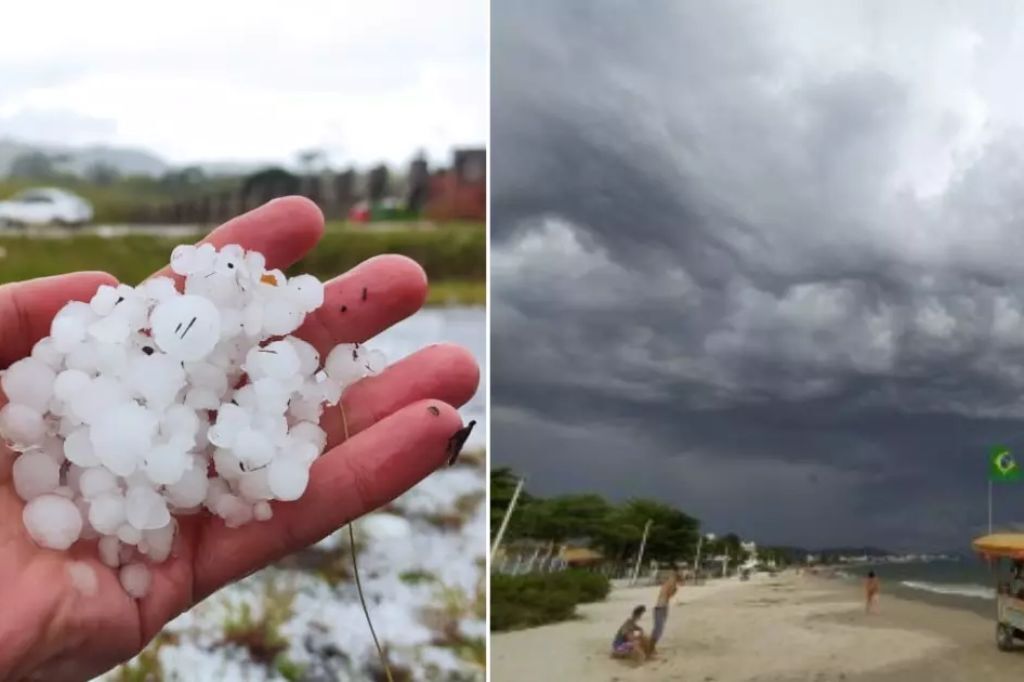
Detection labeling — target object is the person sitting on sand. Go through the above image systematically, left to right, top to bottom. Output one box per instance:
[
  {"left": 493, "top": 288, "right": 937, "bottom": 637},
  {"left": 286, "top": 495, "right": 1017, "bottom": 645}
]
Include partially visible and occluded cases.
[
  {"left": 649, "top": 568, "right": 682, "bottom": 654},
  {"left": 865, "top": 570, "right": 880, "bottom": 613},
  {"left": 611, "top": 605, "right": 650, "bottom": 664}
]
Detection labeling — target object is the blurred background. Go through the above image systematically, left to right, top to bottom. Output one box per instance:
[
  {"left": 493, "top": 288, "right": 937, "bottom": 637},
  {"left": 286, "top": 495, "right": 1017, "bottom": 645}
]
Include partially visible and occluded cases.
[{"left": 0, "top": 1, "right": 486, "bottom": 679}]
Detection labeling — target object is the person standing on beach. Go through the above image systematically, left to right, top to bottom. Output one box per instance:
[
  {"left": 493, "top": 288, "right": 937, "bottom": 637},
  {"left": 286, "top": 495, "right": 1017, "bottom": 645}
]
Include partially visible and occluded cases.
[
  {"left": 649, "top": 568, "right": 681, "bottom": 654},
  {"left": 865, "top": 571, "right": 880, "bottom": 613}
]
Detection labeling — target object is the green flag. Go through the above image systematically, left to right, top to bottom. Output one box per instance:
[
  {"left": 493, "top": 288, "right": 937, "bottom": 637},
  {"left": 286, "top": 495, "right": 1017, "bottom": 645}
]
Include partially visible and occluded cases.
[{"left": 990, "top": 446, "right": 1021, "bottom": 482}]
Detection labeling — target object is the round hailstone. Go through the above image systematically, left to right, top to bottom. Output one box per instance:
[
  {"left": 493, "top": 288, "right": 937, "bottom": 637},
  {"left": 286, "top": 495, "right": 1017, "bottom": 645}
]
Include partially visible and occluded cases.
[
  {"left": 170, "top": 244, "right": 197, "bottom": 275},
  {"left": 287, "top": 274, "right": 325, "bottom": 312},
  {"left": 142, "top": 276, "right": 177, "bottom": 303},
  {"left": 89, "top": 284, "right": 120, "bottom": 316},
  {"left": 150, "top": 295, "right": 222, "bottom": 361},
  {"left": 261, "top": 297, "right": 304, "bottom": 336},
  {"left": 50, "top": 302, "right": 94, "bottom": 352},
  {"left": 88, "top": 314, "right": 131, "bottom": 344},
  {"left": 31, "top": 337, "right": 63, "bottom": 369},
  {"left": 286, "top": 337, "right": 320, "bottom": 377},
  {"left": 245, "top": 340, "right": 300, "bottom": 380},
  {"left": 64, "top": 341, "right": 100, "bottom": 374},
  {"left": 324, "top": 344, "right": 365, "bottom": 386},
  {"left": 126, "top": 353, "right": 187, "bottom": 411},
  {"left": 2, "top": 357, "right": 56, "bottom": 412},
  {"left": 53, "top": 369, "right": 91, "bottom": 403},
  {"left": 70, "top": 376, "right": 129, "bottom": 426},
  {"left": 252, "top": 378, "right": 290, "bottom": 414},
  {"left": 90, "top": 402, "right": 158, "bottom": 476},
  {"left": 0, "top": 403, "right": 46, "bottom": 446},
  {"left": 160, "top": 404, "right": 200, "bottom": 444},
  {"left": 289, "top": 422, "right": 327, "bottom": 453},
  {"left": 64, "top": 428, "right": 100, "bottom": 467},
  {"left": 233, "top": 428, "right": 274, "bottom": 468},
  {"left": 145, "top": 443, "right": 190, "bottom": 485},
  {"left": 213, "top": 448, "right": 244, "bottom": 481},
  {"left": 12, "top": 451, "right": 60, "bottom": 501},
  {"left": 268, "top": 455, "right": 310, "bottom": 501},
  {"left": 165, "top": 460, "right": 208, "bottom": 508},
  {"left": 79, "top": 467, "right": 119, "bottom": 499},
  {"left": 238, "top": 469, "right": 272, "bottom": 501},
  {"left": 125, "top": 485, "right": 171, "bottom": 530},
  {"left": 89, "top": 493, "right": 127, "bottom": 534},
  {"left": 23, "top": 494, "right": 83, "bottom": 550},
  {"left": 214, "top": 494, "right": 253, "bottom": 528},
  {"left": 253, "top": 501, "right": 273, "bottom": 521},
  {"left": 144, "top": 521, "right": 175, "bottom": 562},
  {"left": 117, "top": 523, "right": 143, "bottom": 545},
  {"left": 98, "top": 536, "right": 121, "bottom": 568},
  {"left": 119, "top": 563, "right": 151, "bottom": 599}
]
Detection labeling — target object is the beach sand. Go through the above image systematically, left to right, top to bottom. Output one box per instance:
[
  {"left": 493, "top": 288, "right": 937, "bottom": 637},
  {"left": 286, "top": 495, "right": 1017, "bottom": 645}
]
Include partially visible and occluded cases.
[{"left": 491, "top": 572, "right": 1024, "bottom": 680}]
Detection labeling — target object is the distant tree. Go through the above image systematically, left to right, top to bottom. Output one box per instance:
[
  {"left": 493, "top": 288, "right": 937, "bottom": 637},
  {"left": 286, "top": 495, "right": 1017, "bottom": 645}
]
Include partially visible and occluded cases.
[
  {"left": 9, "top": 152, "right": 55, "bottom": 179},
  {"left": 86, "top": 162, "right": 119, "bottom": 186}
]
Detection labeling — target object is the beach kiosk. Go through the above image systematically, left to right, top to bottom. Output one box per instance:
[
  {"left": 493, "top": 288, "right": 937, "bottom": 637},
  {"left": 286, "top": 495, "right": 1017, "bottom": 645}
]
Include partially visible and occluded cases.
[{"left": 972, "top": 533, "right": 1024, "bottom": 650}]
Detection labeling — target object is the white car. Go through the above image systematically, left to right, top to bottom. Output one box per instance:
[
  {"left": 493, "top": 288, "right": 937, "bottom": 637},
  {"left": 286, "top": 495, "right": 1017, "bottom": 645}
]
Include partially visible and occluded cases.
[{"left": 0, "top": 188, "right": 93, "bottom": 227}]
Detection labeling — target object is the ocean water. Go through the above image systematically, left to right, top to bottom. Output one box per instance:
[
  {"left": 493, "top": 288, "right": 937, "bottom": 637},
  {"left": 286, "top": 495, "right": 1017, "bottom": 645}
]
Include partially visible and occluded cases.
[{"left": 841, "top": 559, "right": 999, "bottom": 617}]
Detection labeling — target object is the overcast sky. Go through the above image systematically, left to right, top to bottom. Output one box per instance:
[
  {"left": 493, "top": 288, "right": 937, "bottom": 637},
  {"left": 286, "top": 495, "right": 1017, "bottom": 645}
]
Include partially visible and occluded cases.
[
  {"left": 0, "top": 0, "right": 485, "bottom": 167},
  {"left": 492, "top": 0, "right": 1024, "bottom": 552}
]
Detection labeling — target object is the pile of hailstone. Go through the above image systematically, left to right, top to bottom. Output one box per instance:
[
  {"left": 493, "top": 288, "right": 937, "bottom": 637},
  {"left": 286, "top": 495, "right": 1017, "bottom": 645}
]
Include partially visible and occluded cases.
[{"left": 0, "top": 243, "right": 385, "bottom": 597}]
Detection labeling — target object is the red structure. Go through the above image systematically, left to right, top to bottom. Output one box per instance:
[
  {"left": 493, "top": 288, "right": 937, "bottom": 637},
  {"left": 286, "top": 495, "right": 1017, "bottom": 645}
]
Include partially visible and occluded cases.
[{"left": 424, "top": 148, "right": 485, "bottom": 221}]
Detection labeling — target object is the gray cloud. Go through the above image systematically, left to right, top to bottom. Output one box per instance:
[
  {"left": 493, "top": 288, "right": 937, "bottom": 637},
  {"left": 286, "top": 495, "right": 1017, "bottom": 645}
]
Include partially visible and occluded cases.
[{"left": 492, "top": 0, "right": 1024, "bottom": 551}]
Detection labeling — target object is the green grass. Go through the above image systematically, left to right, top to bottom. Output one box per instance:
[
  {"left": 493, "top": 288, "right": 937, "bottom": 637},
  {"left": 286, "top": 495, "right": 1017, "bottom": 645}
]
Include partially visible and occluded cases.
[{"left": 0, "top": 226, "right": 485, "bottom": 306}]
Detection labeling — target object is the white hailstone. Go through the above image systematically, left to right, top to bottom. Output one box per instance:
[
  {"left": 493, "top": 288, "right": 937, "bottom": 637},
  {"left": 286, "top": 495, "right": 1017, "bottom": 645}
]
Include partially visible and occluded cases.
[
  {"left": 0, "top": 242, "right": 388, "bottom": 598},
  {"left": 170, "top": 244, "right": 197, "bottom": 275},
  {"left": 287, "top": 274, "right": 325, "bottom": 312},
  {"left": 141, "top": 276, "right": 177, "bottom": 303},
  {"left": 151, "top": 295, "right": 222, "bottom": 361},
  {"left": 50, "top": 302, "right": 94, "bottom": 352},
  {"left": 31, "top": 337, "right": 63, "bottom": 369},
  {"left": 286, "top": 337, "right": 320, "bottom": 377},
  {"left": 324, "top": 344, "right": 365, "bottom": 387},
  {"left": 364, "top": 349, "right": 387, "bottom": 375},
  {"left": 127, "top": 353, "right": 186, "bottom": 411},
  {"left": 2, "top": 357, "right": 57, "bottom": 412},
  {"left": 53, "top": 369, "right": 91, "bottom": 403},
  {"left": 70, "top": 376, "right": 129, "bottom": 426},
  {"left": 90, "top": 402, "right": 158, "bottom": 476},
  {"left": 0, "top": 403, "right": 46, "bottom": 446},
  {"left": 289, "top": 422, "right": 327, "bottom": 453},
  {"left": 64, "top": 427, "right": 99, "bottom": 467},
  {"left": 233, "top": 428, "right": 274, "bottom": 468},
  {"left": 144, "top": 442, "right": 190, "bottom": 485},
  {"left": 213, "top": 448, "right": 244, "bottom": 481},
  {"left": 12, "top": 451, "right": 60, "bottom": 501},
  {"left": 268, "top": 455, "right": 309, "bottom": 501},
  {"left": 165, "top": 460, "right": 209, "bottom": 508},
  {"left": 79, "top": 467, "right": 119, "bottom": 499},
  {"left": 238, "top": 468, "right": 272, "bottom": 500},
  {"left": 125, "top": 485, "right": 170, "bottom": 530},
  {"left": 89, "top": 493, "right": 127, "bottom": 534},
  {"left": 23, "top": 494, "right": 83, "bottom": 550},
  {"left": 253, "top": 501, "right": 273, "bottom": 521},
  {"left": 361, "top": 513, "right": 413, "bottom": 542},
  {"left": 144, "top": 521, "right": 175, "bottom": 562},
  {"left": 117, "top": 523, "right": 143, "bottom": 545},
  {"left": 98, "top": 536, "right": 121, "bottom": 568},
  {"left": 119, "top": 563, "right": 151, "bottom": 599}
]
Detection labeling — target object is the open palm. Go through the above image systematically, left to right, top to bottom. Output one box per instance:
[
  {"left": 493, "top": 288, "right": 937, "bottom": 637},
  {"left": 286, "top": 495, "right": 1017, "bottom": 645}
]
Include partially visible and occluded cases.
[{"left": 0, "top": 197, "right": 480, "bottom": 681}]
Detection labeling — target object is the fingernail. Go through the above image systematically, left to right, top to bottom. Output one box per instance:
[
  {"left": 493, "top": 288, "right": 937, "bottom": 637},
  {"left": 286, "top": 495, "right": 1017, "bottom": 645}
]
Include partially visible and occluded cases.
[{"left": 446, "top": 420, "right": 476, "bottom": 466}]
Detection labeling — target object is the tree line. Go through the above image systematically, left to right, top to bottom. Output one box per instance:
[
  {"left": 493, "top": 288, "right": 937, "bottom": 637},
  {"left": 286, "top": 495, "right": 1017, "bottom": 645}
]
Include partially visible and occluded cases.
[{"left": 490, "top": 467, "right": 793, "bottom": 568}]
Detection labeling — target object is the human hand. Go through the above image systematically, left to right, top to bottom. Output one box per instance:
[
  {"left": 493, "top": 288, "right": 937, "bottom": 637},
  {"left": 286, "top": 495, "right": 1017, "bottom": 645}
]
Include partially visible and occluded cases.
[{"left": 0, "top": 197, "right": 480, "bottom": 681}]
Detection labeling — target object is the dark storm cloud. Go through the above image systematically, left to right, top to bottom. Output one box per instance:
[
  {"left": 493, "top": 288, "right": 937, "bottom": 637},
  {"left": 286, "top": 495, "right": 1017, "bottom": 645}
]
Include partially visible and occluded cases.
[{"left": 491, "top": 0, "right": 1024, "bottom": 551}]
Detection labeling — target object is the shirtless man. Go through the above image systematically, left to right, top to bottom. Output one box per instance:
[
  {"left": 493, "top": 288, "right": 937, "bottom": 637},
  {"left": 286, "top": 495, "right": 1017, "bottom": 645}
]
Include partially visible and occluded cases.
[
  {"left": 649, "top": 568, "right": 681, "bottom": 654},
  {"left": 865, "top": 570, "right": 880, "bottom": 613},
  {"left": 611, "top": 605, "right": 650, "bottom": 665}
]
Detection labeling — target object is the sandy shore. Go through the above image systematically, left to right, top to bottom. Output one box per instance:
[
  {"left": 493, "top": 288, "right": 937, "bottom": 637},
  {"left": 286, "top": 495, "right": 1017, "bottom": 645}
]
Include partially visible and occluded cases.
[{"left": 492, "top": 572, "right": 1024, "bottom": 681}]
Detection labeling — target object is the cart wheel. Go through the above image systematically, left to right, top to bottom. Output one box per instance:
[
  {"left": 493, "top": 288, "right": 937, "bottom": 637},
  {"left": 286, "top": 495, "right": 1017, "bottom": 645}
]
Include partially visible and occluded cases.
[{"left": 997, "top": 623, "right": 1015, "bottom": 651}]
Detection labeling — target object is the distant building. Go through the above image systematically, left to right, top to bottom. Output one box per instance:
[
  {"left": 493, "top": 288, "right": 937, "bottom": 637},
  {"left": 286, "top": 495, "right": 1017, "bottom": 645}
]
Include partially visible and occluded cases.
[{"left": 424, "top": 147, "right": 485, "bottom": 221}]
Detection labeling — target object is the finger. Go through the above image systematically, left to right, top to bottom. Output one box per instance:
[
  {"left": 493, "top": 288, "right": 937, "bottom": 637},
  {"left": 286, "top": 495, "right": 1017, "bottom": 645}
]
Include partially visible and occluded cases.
[
  {"left": 151, "top": 196, "right": 324, "bottom": 282},
  {"left": 296, "top": 255, "right": 428, "bottom": 356},
  {"left": 0, "top": 271, "right": 117, "bottom": 369},
  {"left": 319, "top": 343, "right": 479, "bottom": 448},
  {"left": 191, "top": 399, "right": 463, "bottom": 600}
]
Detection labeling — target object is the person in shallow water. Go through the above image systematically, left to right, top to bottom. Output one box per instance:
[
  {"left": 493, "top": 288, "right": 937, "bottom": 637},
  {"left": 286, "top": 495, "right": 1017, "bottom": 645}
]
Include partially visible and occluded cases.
[
  {"left": 0, "top": 197, "right": 480, "bottom": 682},
  {"left": 865, "top": 570, "right": 881, "bottom": 613},
  {"left": 611, "top": 605, "right": 651, "bottom": 664}
]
